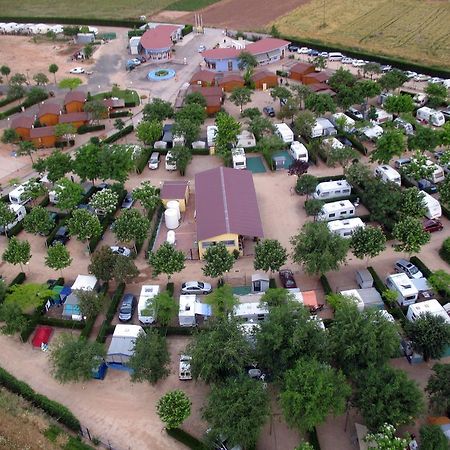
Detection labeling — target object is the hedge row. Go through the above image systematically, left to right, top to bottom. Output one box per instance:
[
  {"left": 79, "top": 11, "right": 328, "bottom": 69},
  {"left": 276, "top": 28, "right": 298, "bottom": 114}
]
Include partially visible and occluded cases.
[
  {"left": 0, "top": 16, "right": 145, "bottom": 28},
  {"left": 182, "top": 24, "right": 193, "bottom": 37},
  {"left": 127, "top": 29, "right": 145, "bottom": 38},
  {"left": 0, "top": 92, "right": 49, "bottom": 120},
  {"left": 0, "top": 94, "right": 22, "bottom": 107},
  {"left": 109, "top": 111, "right": 130, "bottom": 118},
  {"left": 77, "top": 124, "right": 105, "bottom": 134},
  {"left": 102, "top": 125, "right": 134, "bottom": 144},
  {"left": 344, "top": 133, "right": 368, "bottom": 156},
  {"left": 135, "top": 147, "right": 152, "bottom": 175},
  {"left": 316, "top": 174, "right": 346, "bottom": 183},
  {"left": 441, "top": 204, "right": 450, "bottom": 221},
  {"left": 146, "top": 205, "right": 164, "bottom": 256},
  {"left": 88, "top": 214, "right": 113, "bottom": 253},
  {"left": 46, "top": 218, "right": 68, "bottom": 247},
  {"left": 439, "top": 237, "right": 450, "bottom": 264},
  {"left": 409, "top": 256, "right": 433, "bottom": 278},
  {"left": 8, "top": 272, "right": 26, "bottom": 287},
  {"left": 320, "top": 274, "right": 333, "bottom": 295},
  {"left": 79, "top": 282, "right": 109, "bottom": 340},
  {"left": 166, "top": 282, "right": 174, "bottom": 297},
  {"left": 96, "top": 283, "right": 125, "bottom": 343},
  {"left": 37, "top": 316, "right": 85, "bottom": 329},
  {"left": 165, "top": 327, "right": 194, "bottom": 336},
  {"left": 0, "top": 367, "right": 81, "bottom": 432},
  {"left": 166, "top": 428, "right": 206, "bottom": 450}
]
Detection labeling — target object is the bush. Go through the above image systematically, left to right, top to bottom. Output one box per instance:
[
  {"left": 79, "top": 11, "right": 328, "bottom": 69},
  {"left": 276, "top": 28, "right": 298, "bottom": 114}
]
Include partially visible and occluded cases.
[
  {"left": 182, "top": 24, "right": 193, "bottom": 36},
  {"left": 127, "top": 29, "right": 145, "bottom": 38},
  {"left": 276, "top": 70, "right": 289, "bottom": 77},
  {"left": 0, "top": 94, "right": 22, "bottom": 107},
  {"left": 109, "top": 110, "right": 130, "bottom": 118},
  {"left": 77, "top": 124, "right": 105, "bottom": 134},
  {"left": 102, "top": 125, "right": 134, "bottom": 144},
  {"left": 135, "top": 147, "right": 152, "bottom": 175},
  {"left": 316, "top": 174, "right": 346, "bottom": 183},
  {"left": 38, "top": 195, "right": 50, "bottom": 208},
  {"left": 441, "top": 204, "right": 450, "bottom": 221},
  {"left": 146, "top": 206, "right": 164, "bottom": 256},
  {"left": 88, "top": 214, "right": 113, "bottom": 253},
  {"left": 46, "top": 218, "right": 68, "bottom": 247},
  {"left": 6, "top": 220, "right": 24, "bottom": 237},
  {"left": 439, "top": 237, "right": 450, "bottom": 264},
  {"left": 409, "top": 256, "right": 432, "bottom": 278},
  {"left": 367, "top": 266, "right": 387, "bottom": 294},
  {"left": 8, "top": 272, "right": 26, "bottom": 287},
  {"left": 320, "top": 274, "right": 333, "bottom": 295},
  {"left": 269, "top": 278, "right": 277, "bottom": 289},
  {"left": 166, "top": 282, "right": 174, "bottom": 296},
  {"left": 96, "top": 283, "right": 125, "bottom": 343},
  {"left": 79, "top": 316, "right": 96, "bottom": 339},
  {"left": 37, "top": 317, "right": 85, "bottom": 329},
  {"left": 165, "top": 327, "right": 194, "bottom": 336},
  {"left": 0, "top": 367, "right": 81, "bottom": 431},
  {"left": 420, "top": 424, "right": 449, "bottom": 450},
  {"left": 166, "top": 428, "right": 205, "bottom": 449}
]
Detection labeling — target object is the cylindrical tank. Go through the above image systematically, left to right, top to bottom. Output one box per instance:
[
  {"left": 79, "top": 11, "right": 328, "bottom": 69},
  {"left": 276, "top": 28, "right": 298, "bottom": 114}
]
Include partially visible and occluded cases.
[
  {"left": 166, "top": 200, "right": 180, "bottom": 219},
  {"left": 164, "top": 208, "right": 179, "bottom": 230},
  {"left": 166, "top": 230, "right": 176, "bottom": 245}
]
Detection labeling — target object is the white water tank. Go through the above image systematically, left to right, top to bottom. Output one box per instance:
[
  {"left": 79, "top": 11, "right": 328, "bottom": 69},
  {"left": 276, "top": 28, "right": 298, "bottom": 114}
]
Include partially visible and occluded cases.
[
  {"left": 166, "top": 200, "right": 181, "bottom": 219},
  {"left": 164, "top": 208, "right": 179, "bottom": 230},
  {"left": 166, "top": 230, "right": 176, "bottom": 245}
]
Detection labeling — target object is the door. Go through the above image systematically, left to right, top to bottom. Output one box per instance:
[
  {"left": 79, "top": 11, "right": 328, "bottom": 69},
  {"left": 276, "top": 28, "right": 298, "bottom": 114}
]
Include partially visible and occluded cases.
[{"left": 227, "top": 60, "right": 233, "bottom": 71}]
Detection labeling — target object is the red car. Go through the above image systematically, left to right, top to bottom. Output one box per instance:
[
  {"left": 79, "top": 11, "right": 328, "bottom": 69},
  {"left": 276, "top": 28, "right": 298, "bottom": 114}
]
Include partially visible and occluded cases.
[
  {"left": 423, "top": 219, "right": 443, "bottom": 233},
  {"left": 279, "top": 269, "right": 298, "bottom": 289}
]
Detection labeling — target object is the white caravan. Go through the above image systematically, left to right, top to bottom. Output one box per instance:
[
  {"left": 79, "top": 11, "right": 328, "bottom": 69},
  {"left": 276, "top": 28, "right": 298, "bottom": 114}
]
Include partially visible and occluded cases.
[
  {"left": 416, "top": 107, "right": 445, "bottom": 127},
  {"left": 372, "top": 108, "right": 393, "bottom": 125},
  {"left": 329, "top": 112, "right": 355, "bottom": 132},
  {"left": 274, "top": 123, "right": 294, "bottom": 144},
  {"left": 362, "top": 124, "right": 384, "bottom": 141},
  {"left": 207, "top": 125, "right": 218, "bottom": 147},
  {"left": 236, "top": 130, "right": 256, "bottom": 148},
  {"left": 323, "top": 137, "right": 344, "bottom": 150},
  {"left": 289, "top": 141, "right": 308, "bottom": 162},
  {"left": 232, "top": 148, "right": 247, "bottom": 170},
  {"left": 165, "top": 151, "right": 177, "bottom": 171},
  {"left": 423, "top": 159, "right": 445, "bottom": 183},
  {"left": 374, "top": 165, "right": 401, "bottom": 186},
  {"left": 313, "top": 180, "right": 352, "bottom": 200},
  {"left": 9, "top": 184, "right": 32, "bottom": 205},
  {"left": 419, "top": 191, "right": 442, "bottom": 219},
  {"left": 317, "top": 200, "right": 355, "bottom": 222},
  {"left": 0, "top": 204, "right": 26, "bottom": 233},
  {"left": 327, "top": 217, "right": 365, "bottom": 238},
  {"left": 386, "top": 272, "right": 418, "bottom": 306},
  {"left": 138, "top": 285, "right": 160, "bottom": 324},
  {"left": 178, "top": 295, "right": 212, "bottom": 327},
  {"left": 406, "top": 299, "right": 450, "bottom": 323}
]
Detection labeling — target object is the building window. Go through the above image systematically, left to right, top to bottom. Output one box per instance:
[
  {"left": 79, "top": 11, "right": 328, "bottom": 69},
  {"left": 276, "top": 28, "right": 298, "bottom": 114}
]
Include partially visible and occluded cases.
[
  {"left": 228, "top": 60, "right": 233, "bottom": 71},
  {"left": 221, "top": 240, "right": 236, "bottom": 246}
]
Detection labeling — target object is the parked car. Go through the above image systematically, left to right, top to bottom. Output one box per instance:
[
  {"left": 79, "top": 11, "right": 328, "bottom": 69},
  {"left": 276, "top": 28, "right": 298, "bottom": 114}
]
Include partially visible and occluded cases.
[
  {"left": 288, "top": 44, "right": 299, "bottom": 52},
  {"left": 298, "top": 47, "right": 310, "bottom": 54},
  {"left": 308, "top": 49, "right": 319, "bottom": 56},
  {"left": 318, "top": 51, "right": 329, "bottom": 58},
  {"left": 136, "top": 56, "right": 146, "bottom": 63},
  {"left": 341, "top": 57, "right": 353, "bottom": 64},
  {"left": 130, "top": 58, "right": 141, "bottom": 66},
  {"left": 352, "top": 59, "right": 366, "bottom": 67},
  {"left": 381, "top": 65, "right": 392, "bottom": 72},
  {"left": 70, "top": 67, "right": 84, "bottom": 74},
  {"left": 404, "top": 70, "right": 417, "bottom": 79},
  {"left": 414, "top": 74, "right": 430, "bottom": 82},
  {"left": 429, "top": 77, "right": 443, "bottom": 84},
  {"left": 263, "top": 106, "right": 275, "bottom": 117},
  {"left": 345, "top": 107, "right": 364, "bottom": 121},
  {"left": 337, "top": 136, "right": 353, "bottom": 147},
  {"left": 148, "top": 151, "right": 160, "bottom": 169},
  {"left": 417, "top": 179, "right": 437, "bottom": 194},
  {"left": 97, "top": 182, "right": 111, "bottom": 191},
  {"left": 121, "top": 193, "right": 134, "bottom": 209},
  {"left": 77, "top": 203, "right": 96, "bottom": 214},
  {"left": 423, "top": 219, "right": 443, "bottom": 233},
  {"left": 52, "top": 226, "right": 70, "bottom": 245},
  {"left": 110, "top": 246, "right": 131, "bottom": 257},
  {"left": 394, "top": 259, "right": 423, "bottom": 279},
  {"left": 278, "top": 269, "right": 297, "bottom": 289},
  {"left": 181, "top": 281, "right": 212, "bottom": 295},
  {"left": 118, "top": 294, "right": 135, "bottom": 322},
  {"left": 179, "top": 355, "right": 192, "bottom": 380}
]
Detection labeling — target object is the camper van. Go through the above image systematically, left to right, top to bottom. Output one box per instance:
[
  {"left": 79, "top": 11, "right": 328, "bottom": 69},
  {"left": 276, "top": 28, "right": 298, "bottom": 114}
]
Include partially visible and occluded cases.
[
  {"left": 416, "top": 107, "right": 445, "bottom": 127},
  {"left": 372, "top": 108, "right": 393, "bottom": 125},
  {"left": 329, "top": 113, "right": 355, "bottom": 132},
  {"left": 315, "top": 118, "right": 337, "bottom": 137},
  {"left": 393, "top": 118, "right": 414, "bottom": 135},
  {"left": 274, "top": 123, "right": 294, "bottom": 144},
  {"left": 207, "top": 125, "right": 218, "bottom": 147},
  {"left": 289, "top": 141, "right": 308, "bottom": 162},
  {"left": 232, "top": 148, "right": 247, "bottom": 170},
  {"left": 165, "top": 151, "right": 177, "bottom": 171},
  {"left": 422, "top": 159, "right": 445, "bottom": 184},
  {"left": 374, "top": 165, "right": 401, "bottom": 186},
  {"left": 313, "top": 180, "right": 352, "bottom": 200},
  {"left": 8, "top": 184, "right": 32, "bottom": 205},
  {"left": 420, "top": 191, "right": 442, "bottom": 219},
  {"left": 317, "top": 200, "right": 355, "bottom": 222},
  {"left": 0, "top": 204, "right": 26, "bottom": 233},
  {"left": 327, "top": 217, "right": 365, "bottom": 238},
  {"left": 386, "top": 273, "right": 418, "bottom": 306},
  {"left": 138, "top": 285, "right": 160, "bottom": 324},
  {"left": 406, "top": 299, "right": 450, "bottom": 323}
]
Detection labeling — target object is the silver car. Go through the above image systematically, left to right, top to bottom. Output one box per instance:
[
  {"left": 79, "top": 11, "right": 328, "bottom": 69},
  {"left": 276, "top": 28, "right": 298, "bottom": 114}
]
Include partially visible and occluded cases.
[
  {"left": 148, "top": 152, "right": 160, "bottom": 170},
  {"left": 110, "top": 246, "right": 131, "bottom": 257},
  {"left": 181, "top": 281, "right": 212, "bottom": 295}
]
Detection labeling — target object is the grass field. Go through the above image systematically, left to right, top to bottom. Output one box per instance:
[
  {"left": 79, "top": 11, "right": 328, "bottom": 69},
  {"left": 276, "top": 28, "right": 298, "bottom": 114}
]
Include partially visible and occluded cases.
[
  {"left": 166, "top": 0, "right": 222, "bottom": 11},
  {"left": 275, "top": 0, "right": 450, "bottom": 69}
]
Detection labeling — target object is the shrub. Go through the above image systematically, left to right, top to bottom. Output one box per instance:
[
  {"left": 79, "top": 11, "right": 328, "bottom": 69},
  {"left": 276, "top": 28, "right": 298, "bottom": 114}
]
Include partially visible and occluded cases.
[
  {"left": 182, "top": 24, "right": 193, "bottom": 36},
  {"left": 109, "top": 110, "right": 130, "bottom": 118},
  {"left": 77, "top": 124, "right": 105, "bottom": 134},
  {"left": 102, "top": 125, "right": 134, "bottom": 144},
  {"left": 135, "top": 147, "right": 152, "bottom": 175},
  {"left": 146, "top": 206, "right": 164, "bottom": 256},
  {"left": 439, "top": 237, "right": 450, "bottom": 264},
  {"left": 409, "top": 256, "right": 432, "bottom": 278},
  {"left": 367, "top": 266, "right": 387, "bottom": 294},
  {"left": 8, "top": 272, "right": 26, "bottom": 287},
  {"left": 320, "top": 274, "right": 333, "bottom": 295},
  {"left": 166, "top": 282, "right": 174, "bottom": 296},
  {"left": 37, "top": 317, "right": 84, "bottom": 329},
  {"left": 164, "top": 327, "right": 194, "bottom": 336},
  {"left": 166, "top": 427, "right": 205, "bottom": 449}
]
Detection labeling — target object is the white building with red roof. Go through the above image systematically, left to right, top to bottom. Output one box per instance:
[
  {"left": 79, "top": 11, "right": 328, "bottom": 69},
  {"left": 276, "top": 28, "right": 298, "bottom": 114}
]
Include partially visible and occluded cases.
[{"left": 137, "top": 24, "right": 183, "bottom": 61}]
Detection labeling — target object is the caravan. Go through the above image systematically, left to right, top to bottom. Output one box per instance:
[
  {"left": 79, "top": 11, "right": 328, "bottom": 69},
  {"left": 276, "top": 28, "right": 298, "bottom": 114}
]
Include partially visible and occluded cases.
[
  {"left": 416, "top": 107, "right": 445, "bottom": 127},
  {"left": 372, "top": 108, "right": 393, "bottom": 125},
  {"left": 329, "top": 112, "right": 355, "bottom": 132},
  {"left": 393, "top": 118, "right": 414, "bottom": 135},
  {"left": 274, "top": 123, "right": 294, "bottom": 144},
  {"left": 289, "top": 141, "right": 308, "bottom": 162},
  {"left": 232, "top": 148, "right": 247, "bottom": 170},
  {"left": 165, "top": 151, "right": 177, "bottom": 171},
  {"left": 422, "top": 159, "right": 445, "bottom": 184},
  {"left": 374, "top": 165, "right": 401, "bottom": 186},
  {"left": 313, "top": 180, "right": 352, "bottom": 200},
  {"left": 9, "top": 183, "right": 32, "bottom": 205},
  {"left": 420, "top": 191, "right": 441, "bottom": 219},
  {"left": 317, "top": 200, "right": 355, "bottom": 222},
  {"left": 0, "top": 204, "right": 26, "bottom": 233},
  {"left": 327, "top": 217, "right": 364, "bottom": 238},
  {"left": 386, "top": 273, "right": 418, "bottom": 306},
  {"left": 138, "top": 285, "right": 160, "bottom": 324},
  {"left": 178, "top": 295, "right": 212, "bottom": 327},
  {"left": 406, "top": 299, "right": 450, "bottom": 323}
]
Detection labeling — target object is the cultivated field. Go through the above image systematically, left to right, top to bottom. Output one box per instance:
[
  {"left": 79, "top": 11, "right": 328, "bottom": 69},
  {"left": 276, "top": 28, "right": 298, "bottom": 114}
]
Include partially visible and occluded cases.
[{"left": 275, "top": 0, "right": 450, "bottom": 69}]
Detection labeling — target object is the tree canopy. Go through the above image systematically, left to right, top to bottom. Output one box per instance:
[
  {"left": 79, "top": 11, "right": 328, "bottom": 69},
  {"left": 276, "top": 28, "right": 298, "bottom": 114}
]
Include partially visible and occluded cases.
[
  {"left": 350, "top": 226, "right": 386, "bottom": 264},
  {"left": 254, "top": 239, "right": 288, "bottom": 274},
  {"left": 148, "top": 242, "right": 185, "bottom": 281},
  {"left": 202, "top": 243, "right": 235, "bottom": 280},
  {"left": 156, "top": 390, "right": 191, "bottom": 430}
]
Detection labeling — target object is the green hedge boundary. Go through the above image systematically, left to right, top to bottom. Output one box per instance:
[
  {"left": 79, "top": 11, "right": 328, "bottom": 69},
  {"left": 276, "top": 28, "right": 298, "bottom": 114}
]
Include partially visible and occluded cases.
[
  {"left": 0, "top": 16, "right": 145, "bottom": 28},
  {"left": 0, "top": 92, "right": 49, "bottom": 120},
  {"left": 0, "top": 94, "right": 23, "bottom": 108},
  {"left": 109, "top": 111, "right": 130, "bottom": 119},
  {"left": 77, "top": 124, "right": 105, "bottom": 135},
  {"left": 102, "top": 125, "right": 134, "bottom": 144},
  {"left": 135, "top": 147, "right": 152, "bottom": 175},
  {"left": 146, "top": 205, "right": 164, "bottom": 257},
  {"left": 409, "top": 256, "right": 432, "bottom": 278},
  {"left": 8, "top": 272, "right": 26, "bottom": 287},
  {"left": 320, "top": 274, "right": 333, "bottom": 295},
  {"left": 96, "top": 283, "right": 125, "bottom": 343},
  {"left": 37, "top": 316, "right": 85, "bottom": 329},
  {"left": 0, "top": 367, "right": 81, "bottom": 432},
  {"left": 166, "top": 428, "right": 206, "bottom": 450}
]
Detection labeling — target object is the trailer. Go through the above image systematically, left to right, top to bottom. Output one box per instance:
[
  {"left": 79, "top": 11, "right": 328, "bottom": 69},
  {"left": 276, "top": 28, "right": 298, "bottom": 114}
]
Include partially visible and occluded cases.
[
  {"left": 416, "top": 107, "right": 445, "bottom": 127},
  {"left": 329, "top": 112, "right": 355, "bottom": 132},
  {"left": 316, "top": 118, "right": 337, "bottom": 136},
  {"left": 393, "top": 118, "right": 414, "bottom": 135},
  {"left": 274, "top": 123, "right": 294, "bottom": 144},
  {"left": 361, "top": 124, "right": 383, "bottom": 141},
  {"left": 236, "top": 130, "right": 256, "bottom": 148},
  {"left": 323, "top": 136, "right": 344, "bottom": 150},
  {"left": 289, "top": 141, "right": 308, "bottom": 162},
  {"left": 232, "top": 148, "right": 247, "bottom": 169},
  {"left": 423, "top": 159, "right": 445, "bottom": 183},
  {"left": 374, "top": 165, "right": 401, "bottom": 186},
  {"left": 313, "top": 180, "right": 352, "bottom": 200},
  {"left": 9, "top": 184, "right": 32, "bottom": 205},
  {"left": 419, "top": 191, "right": 441, "bottom": 219},
  {"left": 317, "top": 199, "right": 355, "bottom": 221},
  {"left": 0, "top": 204, "right": 26, "bottom": 234},
  {"left": 327, "top": 217, "right": 364, "bottom": 238},
  {"left": 386, "top": 273, "right": 418, "bottom": 306},
  {"left": 138, "top": 285, "right": 160, "bottom": 324},
  {"left": 339, "top": 288, "right": 384, "bottom": 312},
  {"left": 406, "top": 299, "right": 450, "bottom": 323}
]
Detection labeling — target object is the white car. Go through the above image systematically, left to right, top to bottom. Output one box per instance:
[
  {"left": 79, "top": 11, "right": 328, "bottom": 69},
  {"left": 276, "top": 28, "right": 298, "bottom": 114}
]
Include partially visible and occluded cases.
[
  {"left": 198, "top": 45, "right": 206, "bottom": 52},
  {"left": 298, "top": 47, "right": 310, "bottom": 54},
  {"left": 318, "top": 51, "right": 329, "bottom": 58},
  {"left": 341, "top": 57, "right": 353, "bottom": 64},
  {"left": 130, "top": 58, "right": 141, "bottom": 66},
  {"left": 352, "top": 59, "right": 366, "bottom": 67},
  {"left": 69, "top": 67, "right": 85, "bottom": 74},
  {"left": 404, "top": 70, "right": 417, "bottom": 79},
  {"left": 414, "top": 74, "right": 431, "bottom": 82},
  {"left": 429, "top": 77, "right": 443, "bottom": 84},
  {"left": 443, "top": 79, "right": 450, "bottom": 89},
  {"left": 110, "top": 246, "right": 132, "bottom": 257},
  {"left": 181, "top": 281, "right": 212, "bottom": 295}
]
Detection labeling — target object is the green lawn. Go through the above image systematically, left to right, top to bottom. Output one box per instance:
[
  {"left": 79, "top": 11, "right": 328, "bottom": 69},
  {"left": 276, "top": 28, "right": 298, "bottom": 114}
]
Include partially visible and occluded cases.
[
  {"left": 166, "top": 0, "right": 222, "bottom": 11},
  {"left": 92, "top": 90, "right": 140, "bottom": 106}
]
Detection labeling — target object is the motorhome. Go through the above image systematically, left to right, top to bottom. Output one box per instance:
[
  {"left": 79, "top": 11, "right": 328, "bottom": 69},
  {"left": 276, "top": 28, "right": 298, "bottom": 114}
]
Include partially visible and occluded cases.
[
  {"left": 416, "top": 107, "right": 445, "bottom": 127},
  {"left": 372, "top": 108, "right": 393, "bottom": 125},
  {"left": 329, "top": 112, "right": 355, "bottom": 132},
  {"left": 316, "top": 118, "right": 337, "bottom": 137},
  {"left": 393, "top": 118, "right": 414, "bottom": 135},
  {"left": 274, "top": 123, "right": 294, "bottom": 144},
  {"left": 207, "top": 125, "right": 218, "bottom": 147},
  {"left": 236, "top": 130, "right": 256, "bottom": 148},
  {"left": 323, "top": 137, "right": 344, "bottom": 150},
  {"left": 289, "top": 141, "right": 308, "bottom": 162},
  {"left": 232, "top": 148, "right": 247, "bottom": 170},
  {"left": 165, "top": 150, "right": 177, "bottom": 171},
  {"left": 423, "top": 159, "right": 445, "bottom": 184},
  {"left": 374, "top": 165, "right": 401, "bottom": 186},
  {"left": 313, "top": 180, "right": 352, "bottom": 200},
  {"left": 8, "top": 184, "right": 31, "bottom": 205},
  {"left": 420, "top": 191, "right": 442, "bottom": 219},
  {"left": 317, "top": 200, "right": 355, "bottom": 222},
  {"left": 0, "top": 204, "right": 26, "bottom": 233},
  {"left": 327, "top": 217, "right": 365, "bottom": 238},
  {"left": 356, "top": 269, "right": 373, "bottom": 289},
  {"left": 386, "top": 273, "right": 418, "bottom": 306},
  {"left": 138, "top": 285, "right": 160, "bottom": 324},
  {"left": 339, "top": 288, "right": 384, "bottom": 312},
  {"left": 406, "top": 299, "right": 450, "bottom": 323}
]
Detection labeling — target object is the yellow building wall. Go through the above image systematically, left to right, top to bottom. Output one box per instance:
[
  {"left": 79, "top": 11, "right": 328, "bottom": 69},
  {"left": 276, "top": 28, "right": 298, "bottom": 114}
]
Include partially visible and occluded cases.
[{"left": 198, "top": 232, "right": 239, "bottom": 259}]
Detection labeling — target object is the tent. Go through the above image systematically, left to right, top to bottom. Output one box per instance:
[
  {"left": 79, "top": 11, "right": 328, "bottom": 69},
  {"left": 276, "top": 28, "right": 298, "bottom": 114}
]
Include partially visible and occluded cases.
[
  {"left": 62, "top": 293, "right": 82, "bottom": 320},
  {"left": 106, "top": 324, "right": 144, "bottom": 368},
  {"left": 32, "top": 326, "right": 53, "bottom": 348}
]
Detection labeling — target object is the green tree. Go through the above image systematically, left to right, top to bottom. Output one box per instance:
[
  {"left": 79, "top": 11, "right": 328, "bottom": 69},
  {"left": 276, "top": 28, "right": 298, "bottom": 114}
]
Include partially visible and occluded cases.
[
  {"left": 83, "top": 43, "right": 94, "bottom": 59},
  {"left": 238, "top": 51, "right": 258, "bottom": 71},
  {"left": 312, "top": 55, "right": 327, "bottom": 71},
  {"left": 363, "top": 62, "right": 381, "bottom": 80},
  {"left": 48, "top": 64, "right": 58, "bottom": 84},
  {"left": 0, "top": 65, "right": 11, "bottom": 83},
  {"left": 378, "top": 69, "right": 408, "bottom": 92},
  {"left": 33, "top": 72, "right": 49, "bottom": 86},
  {"left": 9, "top": 73, "right": 27, "bottom": 86},
  {"left": 58, "top": 77, "right": 82, "bottom": 91},
  {"left": 356, "top": 79, "right": 381, "bottom": 103},
  {"left": 425, "top": 82, "right": 448, "bottom": 108},
  {"left": 7, "top": 84, "right": 25, "bottom": 99},
  {"left": 291, "top": 84, "right": 312, "bottom": 110},
  {"left": 271, "top": 86, "right": 292, "bottom": 105},
  {"left": 26, "top": 87, "right": 48, "bottom": 104},
  {"left": 229, "top": 87, "right": 252, "bottom": 113},
  {"left": 184, "top": 91, "right": 206, "bottom": 107},
  {"left": 304, "top": 93, "right": 336, "bottom": 115},
  {"left": 383, "top": 94, "right": 415, "bottom": 116},
  {"left": 278, "top": 97, "right": 299, "bottom": 123},
  {"left": 143, "top": 98, "right": 174, "bottom": 122},
  {"left": 84, "top": 99, "right": 108, "bottom": 124},
  {"left": 176, "top": 103, "right": 207, "bottom": 125},
  {"left": 241, "top": 107, "right": 261, "bottom": 120},
  {"left": 294, "top": 110, "right": 316, "bottom": 139},
  {"left": 215, "top": 112, "right": 241, "bottom": 162},
  {"left": 248, "top": 116, "right": 274, "bottom": 141},
  {"left": 113, "top": 118, "right": 125, "bottom": 135},
  {"left": 172, "top": 118, "right": 200, "bottom": 147},
  {"left": 136, "top": 120, "right": 163, "bottom": 146},
  {"left": 54, "top": 123, "right": 76, "bottom": 145},
  {"left": 408, "top": 125, "right": 440, "bottom": 153},
  {"left": 1, "top": 128, "right": 19, "bottom": 145},
  {"left": 370, "top": 129, "right": 405, "bottom": 163},
  {"left": 256, "top": 135, "right": 285, "bottom": 163},
  {"left": 17, "top": 141, "right": 37, "bottom": 164},
  {"left": 73, "top": 143, "right": 102, "bottom": 184},
  {"left": 100, "top": 145, "right": 134, "bottom": 183},
  {"left": 167, "top": 145, "right": 193, "bottom": 176},
  {"left": 326, "top": 146, "right": 359, "bottom": 169},
  {"left": 41, "top": 149, "right": 73, "bottom": 184},
  {"left": 401, "top": 150, "right": 435, "bottom": 181},
  {"left": 296, "top": 174, "right": 318, "bottom": 198},
  {"left": 22, "top": 178, "right": 46, "bottom": 206},
  {"left": 53, "top": 178, "right": 84, "bottom": 212},
  {"left": 132, "top": 181, "right": 161, "bottom": 213},
  {"left": 400, "top": 187, "right": 427, "bottom": 218},
  {"left": 89, "top": 188, "right": 118, "bottom": 215},
  {"left": 304, "top": 198, "right": 324, "bottom": 217},
  {"left": 0, "top": 201, "right": 16, "bottom": 237},
  {"left": 23, "top": 206, "right": 55, "bottom": 236},
  {"left": 67, "top": 209, "right": 102, "bottom": 242},
  {"left": 112, "top": 209, "right": 150, "bottom": 248},
  {"left": 393, "top": 216, "right": 430, "bottom": 255},
  {"left": 291, "top": 221, "right": 349, "bottom": 276},
  {"left": 350, "top": 226, "right": 386, "bottom": 265},
  {"left": 2, "top": 237, "right": 31, "bottom": 272},
  {"left": 254, "top": 239, "right": 287, "bottom": 274},
  {"left": 45, "top": 241, "right": 72, "bottom": 277},
  {"left": 148, "top": 242, "right": 185, "bottom": 281},
  {"left": 202, "top": 243, "right": 235, "bottom": 281},
  {"left": 88, "top": 246, "right": 116, "bottom": 282},
  {"left": 112, "top": 254, "right": 139, "bottom": 285},
  {"left": 429, "top": 270, "right": 450, "bottom": 297},
  {"left": 5, "top": 283, "right": 53, "bottom": 313},
  {"left": 204, "top": 285, "right": 238, "bottom": 320},
  {"left": 76, "top": 290, "right": 105, "bottom": 320},
  {"left": 152, "top": 291, "right": 177, "bottom": 327},
  {"left": 0, "top": 303, "right": 29, "bottom": 335},
  {"left": 330, "top": 304, "right": 400, "bottom": 374},
  {"left": 407, "top": 313, "right": 450, "bottom": 361},
  {"left": 187, "top": 318, "right": 251, "bottom": 383},
  {"left": 128, "top": 328, "right": 170, "bottom": 384},
  {"left": 49, "top": 333, "right": 105, "bottom": 383},
  {"left": 281, "top": 358, "right": 350, "bottom": 432},
  {"left": 426, "top": 363, "right": 450, "bottom": 416},
  {"left": 356, "top": 365, "right": 424, "bottom": 430},
  {"left": 203, "top": 376, "right": 270, "bottom": 449},
  {"left": 157, "top": 390, "right": 191, "bottom": 430},
  {"left": 364, "top": 424, "right": 409, "bottom": 450},
  {"left": 419, "top": 424, "right": 449, "bottom": 450}
]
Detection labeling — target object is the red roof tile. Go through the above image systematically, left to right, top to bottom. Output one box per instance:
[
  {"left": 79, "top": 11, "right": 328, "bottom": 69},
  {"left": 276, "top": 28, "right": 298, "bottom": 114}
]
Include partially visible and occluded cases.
[
  {"left": 140, "top": 25, "right": 180, "bottom": 50},
  {"left": 246, "top": 38, "right": 290, "bottom": 55},
  {"left": 202, "top": 47, "right": 240, "bottom": 60},
  {"left": 290, "top": 62, "right": 315, "bottom": 74},
  {"left": 190, "top": 70, "right": 216, "bottom": 85},
  {"left": 251, "top": 70, "right": 277, "bottom": 81},
  {"left": 219, "top": 73, "right": 244, "bottom": 84},
  {"left": 188, "top": 85, "right": 223, "bottom": 98},
  {"left": 64, "top": 90, "right": 86, "bottom": 105},
  {"left": 37, "top": 102, "right": 61, "bottom": 117},
  {"left": 59, "top": 112, "right": 89, "bottom": 123},
  {"left": 11, "top": 115, "right": 34, "bottom": 129},
  {"left": 30, "top": 126, "right": 55, "bottom": 138},
  {"left": 195, "top": 167, "right": 263, "bottom": 241},
  {"left": 160, "top": 181, "right": 189, "bottom": 199}
]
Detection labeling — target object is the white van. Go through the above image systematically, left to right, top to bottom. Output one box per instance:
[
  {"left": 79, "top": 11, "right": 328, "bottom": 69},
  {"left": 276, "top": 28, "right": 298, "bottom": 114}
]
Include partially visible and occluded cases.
[
  {"left": 328, "top": 52, "right": 343, "bottom": 61},
  {"left": 416, "top": 107, "right": 445, "bottom": 127},
  {"left": 274, "top": 123, "right": 294, "bottom": 144},
  {"left": 289, "top": 141, "right": 308, "bottom": 162},
  {"left": 232, "top": 148, "right": 246, "bottom": 170},
  {"left": 165, "top": 151, "right": 177, "bottom": 171},
  {"left": 374, "top": 165, "right": 401, "bottom": 186},
  {"left": 313, "top": 180, "right": 352, "bottom": 200},
  {"left": 9, "top": 184, "right": 31, "bottom": 205},
  {"left": 420, "top": 191, "right": 441, "bottom": 219},
  {"left": 317, "top": 200, "right": 355, "bottom": 222},
  {"left": 0, "top": 204, "right": 26, "bottom": 233},
  {"left": 327, "top": 217, "right": 364, "bottom": 238},
  {"left": 386, "top": 273, "right": 418, "bottom": 306},
  {"left": 138, "top": 285, "right": 160, "bottom": 324}
]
